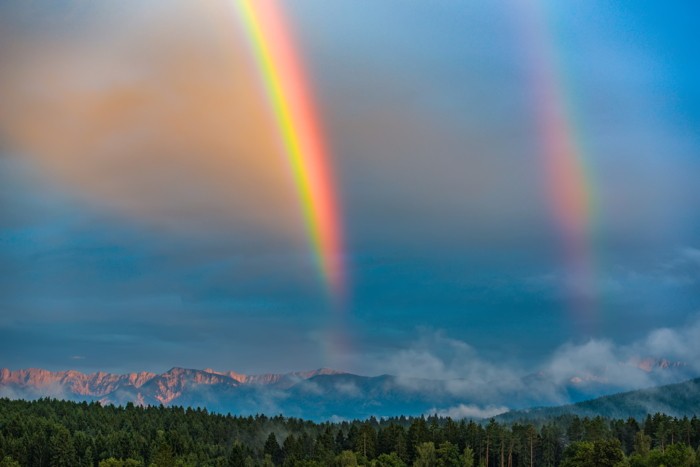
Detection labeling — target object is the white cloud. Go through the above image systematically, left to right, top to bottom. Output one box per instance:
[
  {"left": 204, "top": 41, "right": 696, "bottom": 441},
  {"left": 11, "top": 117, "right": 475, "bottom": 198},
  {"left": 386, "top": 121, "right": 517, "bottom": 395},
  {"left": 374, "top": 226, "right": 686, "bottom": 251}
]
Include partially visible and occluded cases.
[
  {"left": 368, "top": 316, "right": 700, "bottom": 410},
  {"left": 633, "top": 318, "right": 700, "bottom": 368},
  {"left": 376, "top": 330, "right": 525, "bottom": 403},
  {"left": 545, "top": 339, "right": 653, "bottom": 389},
  {"left": 334, "top": 381, "right": 361, "bottom": 397},
  {"left": 429, "top": 404, "right": 508, "bottom": 420}
]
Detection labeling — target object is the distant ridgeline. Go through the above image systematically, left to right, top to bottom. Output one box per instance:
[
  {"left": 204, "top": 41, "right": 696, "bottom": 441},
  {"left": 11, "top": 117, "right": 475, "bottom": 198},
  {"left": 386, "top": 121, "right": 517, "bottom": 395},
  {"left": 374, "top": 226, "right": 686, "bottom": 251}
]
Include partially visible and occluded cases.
[
  {"left": 2, "top": 367, "right": 698, "bottom": 424},
  {"left": 497, "top": 377, "right": 700, "bottom": 423},
  {"left": 2, "top": 398, "right": 700, "bottom": 466}
]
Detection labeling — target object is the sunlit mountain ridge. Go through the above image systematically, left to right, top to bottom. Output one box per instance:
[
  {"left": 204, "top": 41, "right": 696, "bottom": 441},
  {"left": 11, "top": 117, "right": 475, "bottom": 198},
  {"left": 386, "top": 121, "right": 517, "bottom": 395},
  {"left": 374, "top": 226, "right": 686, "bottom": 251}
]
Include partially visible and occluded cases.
[{"left": 0, "top": 362, "right": 693, "bottom": 421}]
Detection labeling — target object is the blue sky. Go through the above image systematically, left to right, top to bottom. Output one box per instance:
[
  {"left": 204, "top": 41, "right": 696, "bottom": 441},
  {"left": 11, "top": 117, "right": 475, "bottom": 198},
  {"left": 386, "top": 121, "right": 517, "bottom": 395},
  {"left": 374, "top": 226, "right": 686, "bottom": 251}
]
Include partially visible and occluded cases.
[{"left": 1, "top": 0, "right": 699, "bottom": 386}]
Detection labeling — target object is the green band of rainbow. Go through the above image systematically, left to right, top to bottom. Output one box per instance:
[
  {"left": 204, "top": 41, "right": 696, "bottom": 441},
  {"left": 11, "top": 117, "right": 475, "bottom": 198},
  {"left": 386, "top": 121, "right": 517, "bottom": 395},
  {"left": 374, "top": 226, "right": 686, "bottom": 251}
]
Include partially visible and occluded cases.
[{"left": 233, "top": 0, "right": 345, "bottom": 299}]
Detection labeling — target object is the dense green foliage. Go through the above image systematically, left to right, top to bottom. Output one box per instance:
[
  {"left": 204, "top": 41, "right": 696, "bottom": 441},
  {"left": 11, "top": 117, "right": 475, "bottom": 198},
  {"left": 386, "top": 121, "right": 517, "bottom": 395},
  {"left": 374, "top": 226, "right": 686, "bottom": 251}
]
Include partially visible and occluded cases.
[{"left": 2, "top": 398, "right": 700, "bottom": 466}]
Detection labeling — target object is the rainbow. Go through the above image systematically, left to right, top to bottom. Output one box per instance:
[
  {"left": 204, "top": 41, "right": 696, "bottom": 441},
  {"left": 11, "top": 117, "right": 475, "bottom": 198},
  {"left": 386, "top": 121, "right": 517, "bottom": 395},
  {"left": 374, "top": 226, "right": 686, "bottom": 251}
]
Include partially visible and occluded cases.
[
  {"left": 232, "top": 0, "right": 345, "bottom": 299},
  {"left": 516, "top": 0, "right": 598, "bottom": 327}
]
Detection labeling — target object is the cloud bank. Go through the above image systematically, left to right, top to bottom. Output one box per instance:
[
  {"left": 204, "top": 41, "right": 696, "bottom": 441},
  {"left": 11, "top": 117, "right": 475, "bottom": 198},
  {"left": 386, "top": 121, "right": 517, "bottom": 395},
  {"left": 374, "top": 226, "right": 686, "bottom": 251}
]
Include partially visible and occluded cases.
[{"left": 368, "top": 315, "right": 700, "bottom": 415}]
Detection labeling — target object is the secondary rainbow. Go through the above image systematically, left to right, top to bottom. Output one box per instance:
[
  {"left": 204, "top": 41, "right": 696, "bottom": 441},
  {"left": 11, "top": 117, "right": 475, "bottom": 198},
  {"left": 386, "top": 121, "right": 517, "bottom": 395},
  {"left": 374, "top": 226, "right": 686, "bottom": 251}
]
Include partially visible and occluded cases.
[
  {"left": 232, "top": 0, "right": 345, "bottom": 299},
  {"left": 516, "top": 0, "right": 598, "bottom": 326}
]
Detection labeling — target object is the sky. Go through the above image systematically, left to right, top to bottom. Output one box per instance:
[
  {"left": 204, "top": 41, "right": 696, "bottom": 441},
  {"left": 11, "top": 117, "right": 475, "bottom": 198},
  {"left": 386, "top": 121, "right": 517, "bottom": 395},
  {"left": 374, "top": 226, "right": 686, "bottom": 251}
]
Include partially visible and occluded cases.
[{"left": 1, "top": 0, "right": 699, "bottom": 392}]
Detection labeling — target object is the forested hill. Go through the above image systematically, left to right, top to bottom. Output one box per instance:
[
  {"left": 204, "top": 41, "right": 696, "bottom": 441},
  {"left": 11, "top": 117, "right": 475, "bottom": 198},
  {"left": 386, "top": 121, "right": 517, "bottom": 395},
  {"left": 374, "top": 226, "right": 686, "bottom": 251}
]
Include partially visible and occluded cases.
[
  {"left": 499, "top": 377, "right": 700, "bottom": 422},
  {"left": 3, "top": 398, "right": 700, "bottom": 466}
]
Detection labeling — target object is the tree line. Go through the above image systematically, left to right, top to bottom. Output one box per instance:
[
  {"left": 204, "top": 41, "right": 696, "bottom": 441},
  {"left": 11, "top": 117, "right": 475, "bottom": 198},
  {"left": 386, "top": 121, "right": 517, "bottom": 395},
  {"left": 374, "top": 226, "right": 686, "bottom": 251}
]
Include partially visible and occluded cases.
[{"left": 1, "top": 397, "right": 700, "bottom": 466}]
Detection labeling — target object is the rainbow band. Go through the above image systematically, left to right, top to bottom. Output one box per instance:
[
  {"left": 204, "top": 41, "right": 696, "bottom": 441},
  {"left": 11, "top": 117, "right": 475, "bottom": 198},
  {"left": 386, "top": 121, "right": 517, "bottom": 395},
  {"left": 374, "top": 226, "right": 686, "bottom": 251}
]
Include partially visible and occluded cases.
[
  {"left": 234, "top": 0, "right": 344, "bottom": 298},
  {"left": 518, "top": 0, "right": 597, "bottom": 326}
]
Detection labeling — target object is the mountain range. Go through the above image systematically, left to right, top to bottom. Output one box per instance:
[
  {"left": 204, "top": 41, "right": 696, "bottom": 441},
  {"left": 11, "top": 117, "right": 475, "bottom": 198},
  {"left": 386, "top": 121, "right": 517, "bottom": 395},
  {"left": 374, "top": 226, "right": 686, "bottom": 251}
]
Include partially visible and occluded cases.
[
  {"left": 1, "top": 365, "right": 698, "bottom": 421},
  {"left": 0, "top": 367, "right": 475, "bottom": 420},
  {"left": 0, "top": 367, "right": 342, "bottom": 404}
]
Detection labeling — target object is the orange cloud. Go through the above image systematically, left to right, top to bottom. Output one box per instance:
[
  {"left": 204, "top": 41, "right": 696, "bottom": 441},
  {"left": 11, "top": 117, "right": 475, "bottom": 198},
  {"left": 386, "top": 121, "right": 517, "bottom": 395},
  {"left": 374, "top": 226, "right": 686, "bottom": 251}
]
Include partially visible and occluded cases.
[{"left": 0, "top": 0, "right": 304, "bottom": 242}]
